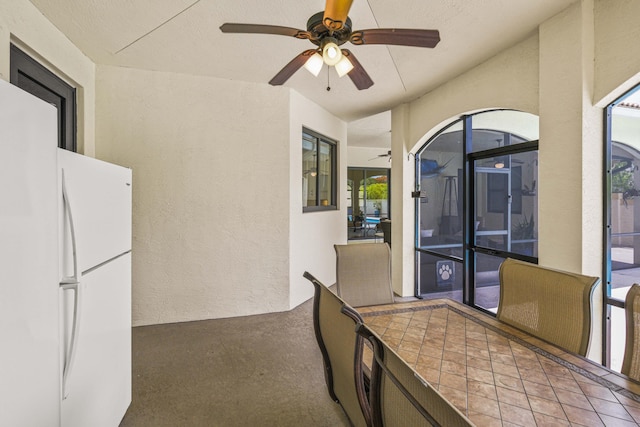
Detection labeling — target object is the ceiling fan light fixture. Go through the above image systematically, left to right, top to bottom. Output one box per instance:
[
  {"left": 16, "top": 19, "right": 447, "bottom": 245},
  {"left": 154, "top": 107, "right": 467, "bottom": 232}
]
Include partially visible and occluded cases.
[
  {"left": 322, "top": 38, "right": 342, "bottom": 66},
  {"left": 304, "top": 52, "right": 324, "bottom": 76},
  {"left": 335, "top": 55, "right": 354, "bottom": 77},
  {"left": 494, "top": 161, "right": 505, "bottom": 169}
]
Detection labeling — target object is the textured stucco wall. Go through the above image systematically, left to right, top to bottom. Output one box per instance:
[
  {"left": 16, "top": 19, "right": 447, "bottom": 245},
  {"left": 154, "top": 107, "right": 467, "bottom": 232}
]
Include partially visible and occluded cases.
[
  {"left": 0, "top": 0, "right": 96, "bottom": 156},
  {"left": 538, "top": 0, "right": 603, "bottom": 361},
  {"left": 594, "top": 0, "right": 640, "bottom": 105},
  {"left": 407, "top": 34, "right": 541, "bottom": 149},
  {"left": 96, "top": 66, "right": 292, "bottom": 326}
]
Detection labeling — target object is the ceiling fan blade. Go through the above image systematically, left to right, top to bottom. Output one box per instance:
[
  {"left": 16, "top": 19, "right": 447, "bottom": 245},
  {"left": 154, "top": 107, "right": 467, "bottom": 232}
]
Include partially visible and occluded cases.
[
  {"left": 323, "top": 0, "right": 354, "bottom": 31},
  {"left": 220, "top": 23, "right": 311, "bottom": 40},
  {"left": 350, "top": 28, "right": 440, "bottom": 48},
  {"left": 268, "top": 50, "right": 317, "bottom": 86},
  {"left": 341, "top": 50, "right": 373, "bottom": 90}
]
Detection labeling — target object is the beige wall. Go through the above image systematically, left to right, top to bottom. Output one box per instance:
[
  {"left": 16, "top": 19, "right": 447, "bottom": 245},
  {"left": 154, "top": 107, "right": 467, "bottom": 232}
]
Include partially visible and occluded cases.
[
  {"left": 0, "top": 0, "right": 96, "bottom": 155},
  {"left": 594, "top": 0, "right": 640, "bottom": 106},
  {"left": 96, "top": 66, "right": 346, "bottom": 325}
]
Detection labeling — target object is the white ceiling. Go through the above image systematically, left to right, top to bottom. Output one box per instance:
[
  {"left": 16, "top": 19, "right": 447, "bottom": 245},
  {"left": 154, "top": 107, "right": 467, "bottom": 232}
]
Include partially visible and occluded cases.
[{"left": 29, "top": 0, "right": 577, "bottom": 148}]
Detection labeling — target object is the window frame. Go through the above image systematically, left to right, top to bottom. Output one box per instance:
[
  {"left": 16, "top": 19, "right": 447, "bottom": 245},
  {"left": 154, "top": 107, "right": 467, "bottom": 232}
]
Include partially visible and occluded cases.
[
  {"left": 10, "top": 44, "right": 77, "bottom": 152},
  {"left": 302, "top": 128, "right": 337, "bottom": 212}
]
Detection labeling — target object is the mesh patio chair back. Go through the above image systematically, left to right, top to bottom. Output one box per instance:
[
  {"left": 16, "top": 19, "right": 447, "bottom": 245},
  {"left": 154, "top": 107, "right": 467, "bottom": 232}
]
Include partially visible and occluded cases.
[
  {"left": 334, "top": 243, "right": 394, "bottom": 307},
  {"left": 497, "top": 258, "right": 599, "bottom": 356},
  {"left": 303, "top": 271, "right": 371, "bottom": 427},
  {"left": 622, "top": 284, "right": 640, "bottom": 381}
]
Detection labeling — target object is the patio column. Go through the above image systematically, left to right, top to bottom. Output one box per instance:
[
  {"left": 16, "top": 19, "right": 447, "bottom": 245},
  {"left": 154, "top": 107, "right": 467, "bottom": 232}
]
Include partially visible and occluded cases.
[
  {"left": 538, "top": 0, "right": 603, "bottom": 361},
  {"left": 390, "top": 103, "right": 415, "bottom": 296}
]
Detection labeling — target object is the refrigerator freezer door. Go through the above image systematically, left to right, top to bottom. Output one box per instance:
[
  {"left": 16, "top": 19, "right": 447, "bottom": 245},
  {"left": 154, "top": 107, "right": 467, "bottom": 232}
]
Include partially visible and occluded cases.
[
  {"left": 0, "top": 80, "right": 61, "bottom": 424},
  {"left": 58, "top": 149, "right": 132, "bottom": 274},
  {"left": 61, "top": 253, "right": 132, "bottom": 427}
]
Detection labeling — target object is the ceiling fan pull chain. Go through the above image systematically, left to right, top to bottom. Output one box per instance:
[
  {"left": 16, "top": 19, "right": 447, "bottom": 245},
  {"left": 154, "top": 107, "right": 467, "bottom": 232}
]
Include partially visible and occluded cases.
[{"left": 326, "top": 66, "right": 331, "bottom": 91}]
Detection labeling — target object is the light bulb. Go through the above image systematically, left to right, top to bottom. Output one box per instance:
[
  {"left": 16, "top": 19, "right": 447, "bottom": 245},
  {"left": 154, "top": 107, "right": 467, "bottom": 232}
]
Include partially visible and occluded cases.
[
  {"left": 322, "top": 41, "right": 342, "bottom": 66},
  {"left": 304, "top": 53, "right": 323, "bottom": 77},
  {"left": 335, "top": 56, "right": 354, "bottom": 77}
]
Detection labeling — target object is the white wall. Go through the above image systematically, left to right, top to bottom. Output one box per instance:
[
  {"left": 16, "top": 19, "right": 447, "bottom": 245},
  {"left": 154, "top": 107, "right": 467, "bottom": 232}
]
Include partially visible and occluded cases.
[
  {"left": 0, "top": 0, "right": 96, "bottom": 155},
  {"left": 96, "top": 65, "right": 294, "bottom": 326},
  {"left": 289, "top": 90, "right": 347, "bottom": 308}
]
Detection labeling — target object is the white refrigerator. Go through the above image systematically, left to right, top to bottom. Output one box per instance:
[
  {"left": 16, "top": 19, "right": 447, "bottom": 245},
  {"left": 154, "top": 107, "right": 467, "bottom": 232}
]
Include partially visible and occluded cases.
[
  {"left": 0, "top": 79, "right": 132, "bottom": 427},
  {"left": 58, "top": 149, "right": 132, "bottom": 427}
]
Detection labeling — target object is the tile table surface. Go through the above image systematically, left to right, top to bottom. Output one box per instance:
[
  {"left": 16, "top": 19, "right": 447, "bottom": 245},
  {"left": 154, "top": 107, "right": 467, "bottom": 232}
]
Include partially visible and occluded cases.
[{"left": 358, "top": 298, "right": 640, "bottom": 426}]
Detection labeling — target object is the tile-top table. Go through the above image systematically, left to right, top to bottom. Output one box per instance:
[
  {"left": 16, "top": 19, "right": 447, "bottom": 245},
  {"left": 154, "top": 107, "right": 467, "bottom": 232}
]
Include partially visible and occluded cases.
[{"left": 357, "top": 298, "right": 640, "bottom": 426}]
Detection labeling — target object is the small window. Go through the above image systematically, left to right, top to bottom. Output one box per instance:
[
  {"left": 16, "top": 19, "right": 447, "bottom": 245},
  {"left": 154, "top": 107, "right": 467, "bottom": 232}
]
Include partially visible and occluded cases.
[
  {"left": 10, "top": 44, "right": 77, "bottom": 152},
  {"left": 303, "top": 128, "right": 337, "bottom": 212}
]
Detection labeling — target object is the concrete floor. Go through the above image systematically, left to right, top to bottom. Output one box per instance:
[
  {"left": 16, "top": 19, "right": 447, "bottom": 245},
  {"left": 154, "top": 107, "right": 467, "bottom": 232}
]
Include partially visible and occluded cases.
[{"left": 119, "top": 297, "right": 350, "bottom": 427}]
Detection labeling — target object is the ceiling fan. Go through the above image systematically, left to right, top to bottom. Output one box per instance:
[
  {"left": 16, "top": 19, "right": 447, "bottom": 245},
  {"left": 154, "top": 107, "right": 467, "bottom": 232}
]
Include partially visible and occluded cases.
[
  {"left": 220, "top": 0, "right": 440, "bottom": 90},
  {"left": 369, "top": 150, "right": 391, "bottom": 161}
]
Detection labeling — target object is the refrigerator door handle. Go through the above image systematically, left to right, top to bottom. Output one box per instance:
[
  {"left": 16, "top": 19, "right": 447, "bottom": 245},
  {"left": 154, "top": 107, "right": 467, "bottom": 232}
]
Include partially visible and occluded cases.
[
  {"left": 60, "top": 168, "right": 82, "bottom": 399},
  {"left": 60, "top": 169, "right": 79, "bottom": 285},
  {"left": 60, "top": 281, "right": 81, "bottom": 399}
]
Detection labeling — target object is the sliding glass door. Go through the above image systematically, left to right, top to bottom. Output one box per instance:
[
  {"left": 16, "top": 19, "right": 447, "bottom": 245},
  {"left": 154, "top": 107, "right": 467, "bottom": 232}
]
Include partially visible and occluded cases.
[{"left": 347, "top": 168, "right": 390, "bottom": 240}]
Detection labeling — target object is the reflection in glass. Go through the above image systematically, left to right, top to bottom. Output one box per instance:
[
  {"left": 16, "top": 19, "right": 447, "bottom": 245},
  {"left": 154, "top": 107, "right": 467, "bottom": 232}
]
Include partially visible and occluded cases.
[
  {"left": 417, "top": 121, "right": 463, "bottom": 256},
  {"left": 302, "top": 130, "right": 335, "bottom": 210},
  {"left": 302, "top": 136, "right": 317, "bottom": 207},
  {"left": 610, "top": 137, "right": 640, "bottom": 302},
  {"left": 318, "top": 141, "right": 333, "bottom": 206},
  {"left": 474, "top": 151, "right": 538, "bottom": 257},
  {"left": 347, "top": 168, "right": 390, "bottom": 240},
  {"left": 474, "top": 253, "right": 505, "bottom": 312},
  {"left": 610, "top": 305, "right": 626, "bottom": 373}
]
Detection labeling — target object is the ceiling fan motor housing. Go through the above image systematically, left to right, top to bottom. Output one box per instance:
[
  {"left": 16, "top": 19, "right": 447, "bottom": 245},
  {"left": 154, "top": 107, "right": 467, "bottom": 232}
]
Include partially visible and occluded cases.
[{"left": 306, "top": 11, "right": 352, "bottom": 46}]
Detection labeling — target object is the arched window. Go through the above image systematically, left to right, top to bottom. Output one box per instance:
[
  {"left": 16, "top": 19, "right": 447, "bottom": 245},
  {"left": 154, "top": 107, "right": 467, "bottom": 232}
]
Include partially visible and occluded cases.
[{"left": 415, "top": 110, "right": 539, "bottom": 312}]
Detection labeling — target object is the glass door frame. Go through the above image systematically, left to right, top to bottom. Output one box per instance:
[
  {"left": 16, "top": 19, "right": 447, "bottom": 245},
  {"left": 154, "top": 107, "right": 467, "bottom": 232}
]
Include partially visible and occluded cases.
[
  {"left": 602, "top": 84, "right": 640, "bottom": 367},
  {"left": 467, "top": 141, "right": 539, "bottom": 309},
  {"left": 347, "top": 167, "right": 391, "bottom": 240}
]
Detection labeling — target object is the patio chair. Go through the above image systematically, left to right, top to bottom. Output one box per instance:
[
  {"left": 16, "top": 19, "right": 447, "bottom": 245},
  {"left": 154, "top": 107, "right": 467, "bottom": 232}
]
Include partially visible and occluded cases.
[
  {"left": 379, "top": 220, "right": 391, "bottom": 247},
  {"left": 334, "top": 243, "right": 394, "bottom": 307},
  {"left": 497, "top": 258, "right": 599, "bottom": 356},
  {"left": 302, "top": 272, "right": 371, "bottom": 427},
  {"left": 622, "top": 284, "right": 640, "bottom": 381},
  {"left": 355, "top": 321, "right": 473, "bottom": 427}
]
